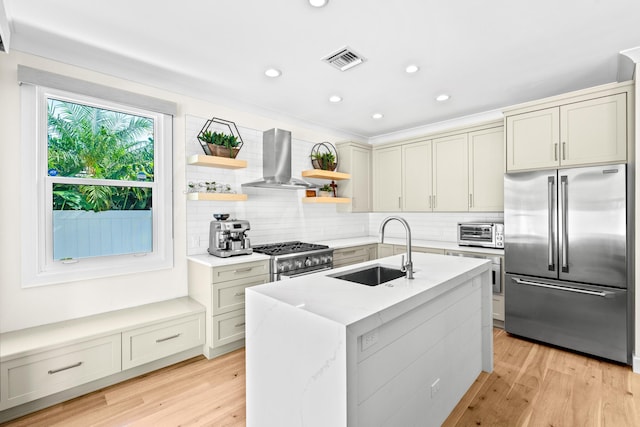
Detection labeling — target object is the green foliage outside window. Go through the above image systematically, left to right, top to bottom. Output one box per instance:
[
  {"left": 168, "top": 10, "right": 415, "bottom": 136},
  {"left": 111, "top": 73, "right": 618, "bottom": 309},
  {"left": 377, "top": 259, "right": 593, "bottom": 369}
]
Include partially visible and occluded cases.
[{"left": 48, "top": 99, "right": 155, "bottom": 211}]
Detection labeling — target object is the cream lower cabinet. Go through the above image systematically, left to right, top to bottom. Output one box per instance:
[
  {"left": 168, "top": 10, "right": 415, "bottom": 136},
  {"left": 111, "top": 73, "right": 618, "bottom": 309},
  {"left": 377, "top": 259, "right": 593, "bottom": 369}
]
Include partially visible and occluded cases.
[
  {"left": 506, "top": 89, "right": 629, "bottom": 172},
  {"left": 432, "top": 133, "right": 469, "bottom": 211},
  {"left": 337, "top": 142, "right": 372, "bottom": 212},
  {"left": 373, "top": 146, "right": 402, "bottom": 212},
  {"left": 333, "top": 244, "right": 377, "bottom": 268},
  {"left": 378, "top": 244, "right": 445, "bottom": 257},
  {"left": 188, "top": 259, "right": 270, "bottom": 359},
  {"left": 0, "top": 298, "right": 205, "bottom": 418}
]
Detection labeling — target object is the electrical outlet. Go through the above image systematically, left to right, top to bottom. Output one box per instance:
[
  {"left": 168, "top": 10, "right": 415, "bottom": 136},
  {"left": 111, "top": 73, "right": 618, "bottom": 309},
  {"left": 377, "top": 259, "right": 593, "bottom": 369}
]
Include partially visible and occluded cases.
[
  {"left": 361, "top": 329, "right": 379, "bottom": 351},
  {"left": 431, "top": 378, "right": 441, "bottom": 397}
]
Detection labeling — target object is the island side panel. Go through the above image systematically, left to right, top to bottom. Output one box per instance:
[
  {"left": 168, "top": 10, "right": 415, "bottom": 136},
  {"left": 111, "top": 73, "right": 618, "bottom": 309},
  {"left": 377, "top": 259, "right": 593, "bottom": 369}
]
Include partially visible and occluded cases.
[
  {"left": 480, "top": 269, "right": 493, "bottom": 372},
  {"left": 348, "top": 272, "right": 487, "bottom": 427},
  {"left": 245, "top": 290, "right": 348, "bottom": 427}
]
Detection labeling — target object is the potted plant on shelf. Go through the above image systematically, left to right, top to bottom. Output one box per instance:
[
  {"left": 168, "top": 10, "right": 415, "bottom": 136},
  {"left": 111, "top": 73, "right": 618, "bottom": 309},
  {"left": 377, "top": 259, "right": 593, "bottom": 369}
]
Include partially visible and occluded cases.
[
  {"left": 198, "top": 131, "right": 241, "bottom": 158},
  {"left": 310, "top": 142, "right": 338, "bottom": 171},
  {"left": 318, "top": 184, "right": 333, "bottom": 197}
]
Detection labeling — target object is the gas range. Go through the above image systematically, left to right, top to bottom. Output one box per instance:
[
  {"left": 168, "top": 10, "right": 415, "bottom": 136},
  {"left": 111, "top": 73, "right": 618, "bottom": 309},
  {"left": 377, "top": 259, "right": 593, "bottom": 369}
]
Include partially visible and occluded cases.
[{"left": 252, "top": 241, "right": 334, "bottom": 280}]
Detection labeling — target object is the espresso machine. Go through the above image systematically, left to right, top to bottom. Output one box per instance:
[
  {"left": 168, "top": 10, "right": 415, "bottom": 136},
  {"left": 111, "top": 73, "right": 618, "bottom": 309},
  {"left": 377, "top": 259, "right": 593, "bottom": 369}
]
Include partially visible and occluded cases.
[{"left": 208, "top": 217, "right": 253, "bottom": 258}]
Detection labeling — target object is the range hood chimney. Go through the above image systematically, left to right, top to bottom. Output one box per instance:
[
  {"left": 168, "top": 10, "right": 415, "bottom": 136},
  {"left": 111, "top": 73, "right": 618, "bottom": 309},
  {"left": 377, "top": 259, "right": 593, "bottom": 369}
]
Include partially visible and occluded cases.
[{"left": 242, "top": 128, "right": 315, "bottom": 190}]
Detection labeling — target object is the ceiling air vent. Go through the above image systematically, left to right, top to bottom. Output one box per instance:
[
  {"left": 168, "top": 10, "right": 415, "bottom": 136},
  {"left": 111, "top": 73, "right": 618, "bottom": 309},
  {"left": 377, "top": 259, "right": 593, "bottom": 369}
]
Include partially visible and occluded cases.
[{"left": 322, "top": 46, "right": 366, "bottom": 71}]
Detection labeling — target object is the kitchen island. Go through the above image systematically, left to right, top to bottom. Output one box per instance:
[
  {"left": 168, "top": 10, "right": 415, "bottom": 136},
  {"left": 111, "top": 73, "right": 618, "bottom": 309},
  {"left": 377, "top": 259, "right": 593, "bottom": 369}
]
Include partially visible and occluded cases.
[{"left": 245, "top": 252, "right": 493, "bottom": 427}]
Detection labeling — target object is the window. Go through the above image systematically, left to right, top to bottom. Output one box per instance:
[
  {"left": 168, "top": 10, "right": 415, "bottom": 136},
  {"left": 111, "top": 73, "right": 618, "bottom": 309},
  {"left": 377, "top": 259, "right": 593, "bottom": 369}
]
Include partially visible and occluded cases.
[{"left": 20, "top": 68, "right": 175, "bottom": 286}]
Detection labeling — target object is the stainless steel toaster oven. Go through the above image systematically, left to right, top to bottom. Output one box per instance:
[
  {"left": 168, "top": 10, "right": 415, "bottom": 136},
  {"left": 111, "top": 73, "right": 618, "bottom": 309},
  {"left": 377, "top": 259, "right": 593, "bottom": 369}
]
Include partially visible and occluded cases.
[{"left": 457, "top": 222, "right": 504, "bottom": 249}]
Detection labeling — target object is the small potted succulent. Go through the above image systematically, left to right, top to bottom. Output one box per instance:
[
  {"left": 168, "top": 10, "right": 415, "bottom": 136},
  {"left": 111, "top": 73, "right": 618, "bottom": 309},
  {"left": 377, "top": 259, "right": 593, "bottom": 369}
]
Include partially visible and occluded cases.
[
  {"left": 198, "top": 130, "right": 241, "bottom": 158},
  {"left": 318, "top": 184, "right": 333, "bottom": 197}
]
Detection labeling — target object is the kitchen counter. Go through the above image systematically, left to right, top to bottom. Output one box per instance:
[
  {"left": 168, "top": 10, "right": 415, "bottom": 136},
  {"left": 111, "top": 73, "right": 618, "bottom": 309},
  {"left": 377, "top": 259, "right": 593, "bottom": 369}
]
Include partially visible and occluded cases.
[
  {"left": 187, "top": 236, "right": 503, "bottom": 268},
  {"left": 315, "top": 236, "right": 505, "bottom": 256},
  {"left": 187, "top": 252, "right": 270, "bottom": 267},
  {"left": 245, "top": 252, "right": 493, "bottom": 426}
]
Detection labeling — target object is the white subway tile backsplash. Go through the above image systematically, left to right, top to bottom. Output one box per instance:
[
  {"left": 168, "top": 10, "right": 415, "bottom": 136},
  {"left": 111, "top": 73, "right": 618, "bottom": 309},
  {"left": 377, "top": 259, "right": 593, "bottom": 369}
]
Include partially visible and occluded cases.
[{"left": 185, "top": 115, "right": 503, "bottom": 255}]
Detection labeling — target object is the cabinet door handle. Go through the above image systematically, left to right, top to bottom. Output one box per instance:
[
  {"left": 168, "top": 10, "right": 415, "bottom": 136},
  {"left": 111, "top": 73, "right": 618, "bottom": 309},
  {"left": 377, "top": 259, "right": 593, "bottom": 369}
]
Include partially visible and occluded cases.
[
  {"left": 562, "top": 142, "right": 566, "bottom": 160},
  {"left": 554, "top": 143, "right": 558, "bottom": 161},
  {"left": 469, "top": 194, "right": 473, "bottom": 208},
  {"left": 428, "top": 195, "right": 432, "bottom": 209},
  {"left": 433, "top": 195, "right": 436, "bottom": 209},
  {"left": 398, "top": 196, "right": 401, "bottom": 209},
  {"left": 234, "top": 291, "right": 245, "bottom": 297},
  {"left": 235, "top": 322, "right": 246, "bottom": 328},
  {"left": 156, "top": 333, "right": 181, "bottom": 343},
  {"left": 48, "top": 361, "right": 82, "bottom": 375}
]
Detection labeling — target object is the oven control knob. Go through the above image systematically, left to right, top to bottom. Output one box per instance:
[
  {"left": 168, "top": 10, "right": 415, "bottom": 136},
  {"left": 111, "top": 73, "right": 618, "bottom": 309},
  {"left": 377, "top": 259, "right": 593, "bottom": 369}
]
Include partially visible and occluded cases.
[
  {"left": 304, "top": 257, "right": 313, "bottom": 267},
  {"left": 294, "top": 259, "right": 303, "bottom": 269}
]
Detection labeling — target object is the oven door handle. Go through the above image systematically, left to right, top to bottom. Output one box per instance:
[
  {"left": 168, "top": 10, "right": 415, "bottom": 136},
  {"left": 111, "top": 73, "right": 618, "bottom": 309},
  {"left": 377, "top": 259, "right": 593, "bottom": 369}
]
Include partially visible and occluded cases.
[{"left": 280, "top": 266, "right": 333, "bottom": 279}]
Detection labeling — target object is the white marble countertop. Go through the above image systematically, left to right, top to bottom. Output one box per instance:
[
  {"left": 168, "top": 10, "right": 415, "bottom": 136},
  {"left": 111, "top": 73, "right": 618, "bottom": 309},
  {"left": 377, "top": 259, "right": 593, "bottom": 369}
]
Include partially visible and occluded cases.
[
  {"left": 187, "top": 236, "right": 504, "bottom": 268},
  {"left": 315, "top": 236, "right": 505, "bottom": 256},
  {"left": 187, "top": 252, "right": 271, "bottom": 267},
  {"left": 247, "top": 252, "right": 490, "bottom": 335}
]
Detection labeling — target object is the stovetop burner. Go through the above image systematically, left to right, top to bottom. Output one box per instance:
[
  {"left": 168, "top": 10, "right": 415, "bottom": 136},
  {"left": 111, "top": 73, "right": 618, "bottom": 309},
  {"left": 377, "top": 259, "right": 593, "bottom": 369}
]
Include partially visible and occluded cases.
[{"left": 252, "top": 241, "right": 329, "bottom": 256}]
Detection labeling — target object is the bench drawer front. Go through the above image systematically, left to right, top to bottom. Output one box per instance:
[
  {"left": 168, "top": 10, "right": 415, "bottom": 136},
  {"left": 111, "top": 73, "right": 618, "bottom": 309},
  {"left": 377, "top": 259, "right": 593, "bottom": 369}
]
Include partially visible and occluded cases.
[
  {"left": 122, "top": 314, "right": 205, "bottom": 370},
  {"left": 0, "top": 334, "right": 121, "bottom": 409}
]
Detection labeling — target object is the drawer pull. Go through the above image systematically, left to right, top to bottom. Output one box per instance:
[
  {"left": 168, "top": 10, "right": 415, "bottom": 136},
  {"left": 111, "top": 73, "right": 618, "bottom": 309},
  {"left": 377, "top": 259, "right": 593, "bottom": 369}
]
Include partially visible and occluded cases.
[
  {"left": 340, "top": 250, "right": 357, "bottom": 256},
  {"left": 234, "top": 267, "right": 253, "bottom": 274},
  {"left": 234, "top": 292, "right": 245, "bottom": 297},
  {"left": 234, "top": 322, "right": 246, "bottom": 328},
  {"left": 156, "top": 333, "right": 181, "bottom": 343},
  {"left": 48, "top": 361, "right": 82, "bottom": 374}
]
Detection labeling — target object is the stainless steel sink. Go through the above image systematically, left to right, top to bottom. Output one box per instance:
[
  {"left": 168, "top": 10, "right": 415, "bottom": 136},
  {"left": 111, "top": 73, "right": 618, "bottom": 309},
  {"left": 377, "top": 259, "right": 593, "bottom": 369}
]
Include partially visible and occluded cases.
[{"left": 329, "top": 264, "right": 406, "bottom": 286}]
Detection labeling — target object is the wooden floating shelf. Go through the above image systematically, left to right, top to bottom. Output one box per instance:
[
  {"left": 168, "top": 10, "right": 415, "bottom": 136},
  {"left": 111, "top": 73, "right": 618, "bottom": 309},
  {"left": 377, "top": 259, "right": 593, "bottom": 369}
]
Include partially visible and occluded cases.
[
  {"left": 187, "top": 154, "right": 247, "bottom": 169},
  {"left": 301, "top": 170, "right": 351, "bottom": 180},
  {"left": 187, "top": 193, "right": 248, "bottom": 201},
  {"left": 302, "top": 197, "right": 351, "bottom": 204}
]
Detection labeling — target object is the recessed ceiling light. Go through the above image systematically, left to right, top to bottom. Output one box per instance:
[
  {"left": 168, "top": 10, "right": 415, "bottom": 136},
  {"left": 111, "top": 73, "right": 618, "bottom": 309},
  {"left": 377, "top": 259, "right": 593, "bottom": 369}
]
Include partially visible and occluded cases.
[
  {"left": 309, "top": 0, "right": 329, "bottom": 7},
  {"left": 405, "top": 64, "right": 419, "bottom": 74},
  {"left": 264, "top": 68, "right": 282, "bottom": 78},
  {"left": 436, "top": 94, "right": 450, "bottom": 102},
  {"left": 329, "top": 95, "right": 342, "bottom": 103},
  {"left": 372, "top": 113, "right": 384, "bottom": 120}
]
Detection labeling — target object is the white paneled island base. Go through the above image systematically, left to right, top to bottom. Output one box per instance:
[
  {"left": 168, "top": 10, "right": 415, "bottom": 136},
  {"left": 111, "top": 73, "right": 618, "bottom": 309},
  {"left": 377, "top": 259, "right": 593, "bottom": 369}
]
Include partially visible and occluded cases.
[{"left": 246, "top": 253, "right": 493, "bottom": 427}]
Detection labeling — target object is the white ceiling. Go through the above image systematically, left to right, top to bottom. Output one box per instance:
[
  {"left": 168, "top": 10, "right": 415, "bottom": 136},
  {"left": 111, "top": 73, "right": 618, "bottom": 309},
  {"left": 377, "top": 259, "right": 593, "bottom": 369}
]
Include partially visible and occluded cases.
[{"left": 3, "top": 0, "right": 640, "bottom": 139}]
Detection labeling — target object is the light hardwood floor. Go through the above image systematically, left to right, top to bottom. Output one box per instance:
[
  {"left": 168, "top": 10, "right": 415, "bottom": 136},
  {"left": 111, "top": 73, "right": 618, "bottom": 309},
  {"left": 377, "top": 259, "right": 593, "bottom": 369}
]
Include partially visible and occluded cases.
[{"left": 2, "top": 329, "right": 639, "bottom": 426}]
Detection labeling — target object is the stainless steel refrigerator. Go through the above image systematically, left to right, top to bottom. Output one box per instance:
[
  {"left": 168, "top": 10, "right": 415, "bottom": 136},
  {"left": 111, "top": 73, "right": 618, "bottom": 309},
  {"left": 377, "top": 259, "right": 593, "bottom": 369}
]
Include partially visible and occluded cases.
[{"left": 504, "top": 164, "right": 630, "bottom": 364}]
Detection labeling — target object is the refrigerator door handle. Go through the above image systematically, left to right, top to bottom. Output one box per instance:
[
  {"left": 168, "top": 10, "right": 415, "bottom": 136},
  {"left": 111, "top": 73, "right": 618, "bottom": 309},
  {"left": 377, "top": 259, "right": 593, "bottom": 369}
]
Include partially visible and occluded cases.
[
  {"left": 560, "top": 175, "right": 569, "bottom": 273},
  {"left": 547, "top": 176, "right": 555, "bottom": 271},
  {"left": 512, "top": 278, "right": 610, "bottom": 297}
]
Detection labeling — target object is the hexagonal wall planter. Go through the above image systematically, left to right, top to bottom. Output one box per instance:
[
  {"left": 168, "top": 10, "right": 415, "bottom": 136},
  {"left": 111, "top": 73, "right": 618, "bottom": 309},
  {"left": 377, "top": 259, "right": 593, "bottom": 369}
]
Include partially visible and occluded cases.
[{"left": 197, "top": 117, "right": 244, "bottom": 158}]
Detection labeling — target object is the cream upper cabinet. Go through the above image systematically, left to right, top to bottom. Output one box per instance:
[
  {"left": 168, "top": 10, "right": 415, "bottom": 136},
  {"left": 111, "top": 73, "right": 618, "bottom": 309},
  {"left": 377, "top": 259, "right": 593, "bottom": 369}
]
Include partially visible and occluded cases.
[
  {"left": 506, "top": 91, "right": 628, "bottom": 172},
  {"left": 560, "top": 93, "right": 627, "bottom": 166},
  {"left": 506, "top": 107, "right": 560, "bottom": 171},
  {"left": 469, "top": 127, "right": 504, "bottom": 211},
  {"left": 432, "top": 133, "right": 469, "bottom": 211},
  {"left": 402, "top": 140, "right": 433, "bottom": 211},
  {"left": 337, "top": 142, "right": 372, "bottom": 212},
  {"left": 373, "top": 146, "right": 402, "bottom": 211}
]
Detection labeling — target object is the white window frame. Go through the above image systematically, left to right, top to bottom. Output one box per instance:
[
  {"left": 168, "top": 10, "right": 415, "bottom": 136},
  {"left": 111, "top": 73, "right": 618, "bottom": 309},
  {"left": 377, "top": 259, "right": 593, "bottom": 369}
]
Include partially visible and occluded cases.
[{"left": 21, "top": 84, "right": 174, "bottom": 287}]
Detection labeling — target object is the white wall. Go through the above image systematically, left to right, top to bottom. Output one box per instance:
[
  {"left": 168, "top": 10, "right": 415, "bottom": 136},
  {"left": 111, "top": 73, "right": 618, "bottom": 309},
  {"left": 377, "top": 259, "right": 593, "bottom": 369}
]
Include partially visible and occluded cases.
[{"left": 0, "top": 51, "right": 351, "bottom": 333}]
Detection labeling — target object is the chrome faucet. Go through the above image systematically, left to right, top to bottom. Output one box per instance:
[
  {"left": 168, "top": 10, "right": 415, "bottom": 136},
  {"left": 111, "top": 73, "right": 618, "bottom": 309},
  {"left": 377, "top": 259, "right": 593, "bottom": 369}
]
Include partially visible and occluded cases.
[{"left": 379, "top": 216, "right": 414, "bottom": 279}]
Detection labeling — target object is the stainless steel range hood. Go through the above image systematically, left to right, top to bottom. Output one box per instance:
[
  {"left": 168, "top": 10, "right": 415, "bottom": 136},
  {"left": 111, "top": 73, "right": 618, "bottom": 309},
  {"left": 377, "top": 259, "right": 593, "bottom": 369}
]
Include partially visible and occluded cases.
[{"left": 242, "top": 128, "right": 315, "bottom": 190}]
